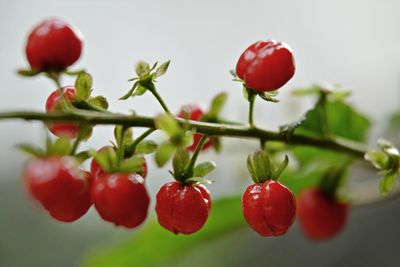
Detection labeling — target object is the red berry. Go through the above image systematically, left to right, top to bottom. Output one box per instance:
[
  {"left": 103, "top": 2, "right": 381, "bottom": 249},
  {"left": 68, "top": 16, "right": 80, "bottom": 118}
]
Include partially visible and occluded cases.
[
  {"left": 25, "top": 18, "right": 83, "bottom": 71},
  {"left": 236, "top": 40, "right": 295, "bottom": 92},
  {"left": 45, "top": 86, "right": 79, "bottom": 138},
  {"left": 177, "top": 104, "right": 212, "bottom": 152},
  {"left": 90, "top": 146, "right": 148, "bottom": 179},
  {"left": 23, "top": 156, "right": 92, "bottom": 222},
  {"left": 92, "top": 173, "right": 150, "bottom": 228},
  {"left": 242, "top": 180, "right": 296, "bottom": 236},
  {"left": 155, "top": 181, "right": 211, "bottom": 234},
  {"left": 297, "top": 188, "right": 348, "bottom": 241}
]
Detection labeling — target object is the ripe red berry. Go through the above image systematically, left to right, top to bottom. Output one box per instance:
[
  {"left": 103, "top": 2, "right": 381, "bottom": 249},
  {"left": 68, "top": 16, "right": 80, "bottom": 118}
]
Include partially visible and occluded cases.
[
  {"left": 25, "top": 18, "right": 83, "bottom": 71},
  {"left": 236, "top": 40, "right": 295, "bottom": 92},
  {"left": 45, "top": 86, "right": 79, "bottom": 138},
  {"left": 177, "top": 104, "right": 212, "bottom": 152},
  {"left": 90, "top": 146, "right": 148, "bottom": 179},
  {"left": 23, "top": 156, "right": 92, "bottom": 222},
  {"left": 92, "top": 173, "right": 150, "bottom": 228},
  {"left": 242, "top": 180, "right": 296, "bottom": 236},
  {"left": 155, "top": 181, "right": 211, "bottom": 234},
  {"left": 297, "top": 188, "right": 348, "bottom": 241}
]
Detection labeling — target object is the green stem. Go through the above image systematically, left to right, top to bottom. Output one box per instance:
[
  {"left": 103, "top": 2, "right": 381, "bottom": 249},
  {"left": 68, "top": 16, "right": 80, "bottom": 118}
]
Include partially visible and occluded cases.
[
  {"left": 147, "top": 83, "right": 171, "bottom": 114},
  {"left": 248, "top": 90, "right": 256, "bottom": 128},
  {"left": 0, "top": 110, "right": 366, "bottom": 157},
  {"left": 117, "top": 126, "right": 127, "bottom": 163},
  {"left": 125, "top": 128, "right": 156, "bottom": 157},
  {"left": 70, "top": 132, "right": 84, "bottom": 155},
  {"left": 185, "top": 135, "right": 209, "bottom": 177}
]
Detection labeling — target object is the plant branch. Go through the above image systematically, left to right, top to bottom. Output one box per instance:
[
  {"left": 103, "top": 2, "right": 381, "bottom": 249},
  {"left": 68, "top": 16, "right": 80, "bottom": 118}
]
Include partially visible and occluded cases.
[
  {"left": 146, "top": 84, "right": 171, "bottom": 114},
  {"left": 0, "top": 110, "right": 366, "bottom": 157},
  {"left": 125, "top": 128, "right": 156, "bottom": 156}
]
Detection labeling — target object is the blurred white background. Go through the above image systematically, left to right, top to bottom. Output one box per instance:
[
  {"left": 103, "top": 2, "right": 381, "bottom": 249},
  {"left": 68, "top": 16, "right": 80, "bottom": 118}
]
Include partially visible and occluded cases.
[{"left": 0, "top": 1, "right": 399, "bottom": 266}]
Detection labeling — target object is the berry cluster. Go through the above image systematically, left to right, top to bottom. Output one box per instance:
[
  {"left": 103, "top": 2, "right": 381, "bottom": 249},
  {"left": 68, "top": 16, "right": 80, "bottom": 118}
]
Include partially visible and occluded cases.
[{"left": 18, "top": 18, "right": 351, "bottom": 240}]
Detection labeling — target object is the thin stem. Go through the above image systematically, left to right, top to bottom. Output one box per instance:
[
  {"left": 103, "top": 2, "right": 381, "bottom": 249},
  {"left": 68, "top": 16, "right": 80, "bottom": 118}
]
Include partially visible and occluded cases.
[
  {"left": 147, "top": 83, "right": 171, "bottom": 114},
  {"left": 248, "top": 90, "right": 256, "bottom": 128},
  {"left": 0, "top": 110, "right": 367, "bottom": 158},
  {"left": 117, "top": 126, "right": 127, "bottom": 163},
  {"left": 125, "top": 128, "right": 156, "bottom": 157},
  {"left": 70, "top": 132, "right": 84, "bottom": 155},
  {"left": 185, "top": 135, "right": 209, "bottom": 177}
]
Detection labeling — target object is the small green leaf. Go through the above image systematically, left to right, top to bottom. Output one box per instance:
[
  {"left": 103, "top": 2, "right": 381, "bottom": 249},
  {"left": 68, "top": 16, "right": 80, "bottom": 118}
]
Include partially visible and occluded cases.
[
  {"left": 154, "top": 60, "right": 170, "bottom": 77},
  {"left": 135, "top": 61, "right": 150, "bottom": 77},
  {"left": 17, "top": 68, "right": 41, "bottom": 77},
  {"left": 75, "top": 72, "right": 93, "bottom": 100},
  {"left": 120, "top": 82, "right": 138, "bottom": 100},
  {"left": 133, "top": 85, "right": 147, "bottom": 96},
  {"left": 242, "top": 87, "right": 249, "bottom": 101},
  {"left": 258, "top": 91, "right": 279, "bottom": 103},
  {"left": 208, "top": 92, "right": 227, "bottom": 118},
  {"left": 88, "top": 96, "right": 109, "bottom": 110},
  {"left": 155, "top": 114, "right": 182, "bottom": 138},
  {"left": 114, "top": 126, "right": 132, "bottom": 149},
  {"left": 183, "top": 131, "right": 194, "bottom": 148},
  {"left": 211, "top": 137, "right": 222, "bottom": 153},
  {"left": 49, "top": 138, "right": 72, "bottom": 156},
  {"left": 135, "top": 140, "right": 158, "bottom": 154},
  {"left": 155, "top": 143, "right": 175, "bottom": 167},
  {"left": 16, "top": 144, "right": 44, "bottom": 157},
  {"left": 172, "top": 148, "right": 190, "bottom": 177},
  {"left": 75, "top": 150, "right": 91, "bottom": 163},
  {"left": 247, "top": 150, "right": 272, "bottom": 183},
  {"left": 365, "top": 150, "right": 390, "bottom": 170},
  {"left": 247, "top": 154, "right": 257, "bottom": 182},
  {"left": 272, "top": 155, "right": 289, "bottom": 180},
  {"left": 120, "top": 156, "right": 144, "bottom": 173},
  {"left": 193, "top": 161, "right": 216, "bottom": 177},
  {"left": 379, "top": 170, "right": 398, "bottom": 195},
  {"left": 185, "top": 177, "right": 213, "bottom": 185}
]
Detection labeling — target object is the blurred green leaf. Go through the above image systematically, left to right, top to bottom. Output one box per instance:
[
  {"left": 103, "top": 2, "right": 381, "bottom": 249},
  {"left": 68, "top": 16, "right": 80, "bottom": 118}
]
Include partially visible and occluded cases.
[
  {"left": 154, "top": 60, "right": 170, "bottom": 78},
  {"left": 135, "top": 61, "right": 150, "bottom": 77},
  {"left": 75, "top": 72, "right": 93, "bottom": 101},
  {"left": 208, "top": 92, "right": 227, "bottom": 118},
  {"left": 88, "top": 96, "right": 109, "bottom": 110},
  {"left": 135, "top": 140, "right": 158, "bottom": 154},
  {"left": 155, "top": 142, "right": 175, "bottom": 167},
  {"left": 172, "top": 148, "right": 190, "bottom": 176},
  {"left": 193, "top": 161, "right": 216, "bottom": 177},
  {"left": 81, "top": 196, "right": 246, "bottom": 267}
]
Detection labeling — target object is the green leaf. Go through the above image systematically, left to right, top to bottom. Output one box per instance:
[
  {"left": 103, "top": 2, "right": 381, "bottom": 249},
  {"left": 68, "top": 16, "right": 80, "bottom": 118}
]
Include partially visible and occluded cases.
[
  {"left": 154, "top": 60, "right": 170, "bottom": 78},
  {"left": 135, "top": 61, "right": 150, "bottom": 77},
  {"left": 17, "top": 68, "right": 41, "bottom": 77},
  {"left": 75, "top": 72, "right": 93, "bottom": 100},
  {"left": 120, "top": 82, "right": 138, "bottom": 100},
  {"left": 133, "top": 85, "right": 147, "bottom": 96},
  {"left": 242, "top": 87, "right": 249, "bottom": 101},
  {"left": 258, "top": 91, "right": 279, "bottom": 103},
  {"left": 208, "top": 92, "right": 227, "bottom": 118},
  {"left": 88, "top": 96, "right": 109, "bottom": 110},
  {"left": 155, "top": 114, "right": 181, "bottom": 138},
  {"left": 279, "top": 115, "right": 306, "bottom": 142},
  {"left": 114, "top": 126, "right": 132, "bottom": 149},
  {"left": 211, "top": 137, "right": 222, "bottom": 153},
  {"left": 49, "top": 138, "right": 72, "bottom": 156},
  {"left": 135, "top": 140, "right": 158, "bottom": 154},
  {"left": 16, "top": 143, "right": 44, "bottom": 157},
  {"left": 155, "top": 143, "right": 175, "bottom": 167},
  {"left": 90, "top": 147, "right": 117, "bottom": 173},
  {"left": 172, "top": 148, "right": 190, "bottom": 177},
  {"left": 75, "top": 150, "right": 91, "bottom": 163},
  {"left": 365, "top": 150, "right": 390, "bottom": 170},
  {"left": 272, "top": 155, "right": 289, "bottom": 180},
  {"left": 120, "top": 156, "right": 144, "bottom": 173},
  {"left": 193, "top": 161, "right": 216, "bottom": 177},
  {"left": 379, "top": 170, "right": 398, "bottom": 195},
  {"left": 185, "top": 177, "right": 213, "bottom": 185},
  {"left": 81, "top": 197, "right": 246, "bottom": 267}
]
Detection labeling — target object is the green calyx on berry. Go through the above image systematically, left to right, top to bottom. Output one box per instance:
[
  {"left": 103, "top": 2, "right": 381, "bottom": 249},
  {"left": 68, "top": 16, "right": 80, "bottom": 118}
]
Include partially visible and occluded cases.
[
  {"left": 119, "top": 60, "right": 170, "bottom": 100},
  {"left": 365, "top": 139, "right": 400, "bottom": 195},
  {"left": 170, "top": 148, "right": 215, "bottom": 184},
  {"left": 247, "top": 150, "right": 289, "bottom": 183},
  {"left": 318, "top": 167, "right": 349, "bottom": 201}
]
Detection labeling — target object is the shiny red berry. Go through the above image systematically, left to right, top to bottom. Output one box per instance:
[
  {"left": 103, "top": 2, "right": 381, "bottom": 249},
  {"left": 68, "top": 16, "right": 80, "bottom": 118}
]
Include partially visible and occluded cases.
[
  {"left": 25, "top": 18, "right": 83, "bottom": 71},
  {"left": 236, "top": 40, "right": 295, "bottom": 92},
  {"left": 45, "top": 86, "right": 79, "bottom": 138},
  {"left": 177, "top": 104, "right": 212, "bottom": 152},
  {"left": 90, "top": 146, "right": 148, "bottom": 179},
  {"left": 23, "top": 156, "right": 92, "bottom": 222},
  {"left": 92, "top": 173, "right": 150, "bottom": 228},
  {"left": 242, "top": 180, "right": 296, "bottom": 236},
  {"left": 155, "top": 181, "right": 211, "bottom": 234},
  {"left": 297, "top": 188, "right": 348, "bottom": 241}
]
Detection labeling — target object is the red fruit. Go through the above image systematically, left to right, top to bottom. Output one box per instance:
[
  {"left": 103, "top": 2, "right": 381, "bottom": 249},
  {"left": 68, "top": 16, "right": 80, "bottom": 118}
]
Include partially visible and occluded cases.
[
  {"left": 25, "top": 18, "right": 83, "bottom": 71},
  {"left": 236, "top": 40, "right": 295, "bottom": 92},
  {"left": 45, "top": 86, "right": 79, "bottom": 138},
  {"left": 177, "top": 104, "right": 212, "bottom": 152},
  {"left": 90, "top": 146, "right": 148, "bottom": 179},
  {"left": 23, "top": 156, "right": 92, "bottom": 222},
  {"left": 92, "top": 173, "right": 150, "bottom": 228},
  {"left": 242, "top": 180, "right": 296, "bottom": 236},
  {"left": 155, "top": 181, "right": 211, "bottom": 234},
  {"left": 297, "top": 188, "right": 348, "bottom": 241}
]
